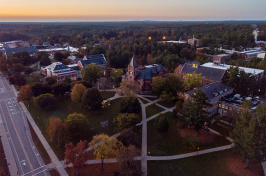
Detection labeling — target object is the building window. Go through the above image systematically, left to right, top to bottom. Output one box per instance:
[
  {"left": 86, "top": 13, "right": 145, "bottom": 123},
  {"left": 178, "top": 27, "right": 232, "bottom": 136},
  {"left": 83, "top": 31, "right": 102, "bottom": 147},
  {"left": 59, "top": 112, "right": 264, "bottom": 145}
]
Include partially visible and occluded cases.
[
  {"left": 219, "top": 104, "right": 221, "bottom": 108},
  {"left": 222, "top": 105, "right": 225, "bottom": 109},
  {"left": 225, "top": 106, "right": 228, "bottom": 110}
]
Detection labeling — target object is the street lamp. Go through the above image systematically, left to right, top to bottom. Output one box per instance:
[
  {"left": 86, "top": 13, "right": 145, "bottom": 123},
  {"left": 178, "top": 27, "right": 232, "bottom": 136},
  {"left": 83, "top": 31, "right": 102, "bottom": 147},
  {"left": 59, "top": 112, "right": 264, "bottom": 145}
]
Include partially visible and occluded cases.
[
  {"left": 163, "top": 36, "right": 166, "bottom": 40},
  {"left": 148, "top": 37, "right": 152, "bottom": 40},
  {"left": 197, "top": 147, "right": 199, "bottom": 155},
  {"left": 101, "top": 155, "right": 104, "bottom": 171}
]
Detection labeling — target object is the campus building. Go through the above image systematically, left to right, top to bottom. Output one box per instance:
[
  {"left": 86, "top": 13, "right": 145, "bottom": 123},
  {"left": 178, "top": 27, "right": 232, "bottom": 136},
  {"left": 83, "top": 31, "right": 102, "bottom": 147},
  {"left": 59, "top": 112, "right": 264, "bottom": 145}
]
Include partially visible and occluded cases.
[
  {"left": 126, "top": 55, "right": 168, "bottom": 94},
  {"left": 174, "top": 61, "right": 226, "bottom": 84},
  {"left": 41, "top": 62, "right": 78, "bottom": 82},
  {"left": 184, "top": 82, "right": 234, "bottom": 117}
]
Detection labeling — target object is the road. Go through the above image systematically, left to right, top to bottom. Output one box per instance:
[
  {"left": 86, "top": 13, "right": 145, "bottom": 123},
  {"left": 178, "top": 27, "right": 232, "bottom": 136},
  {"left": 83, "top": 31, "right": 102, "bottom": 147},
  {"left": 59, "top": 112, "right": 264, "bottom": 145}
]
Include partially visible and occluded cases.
[{"left": 0, "top": 73, "right": 50, "bottom": 176}]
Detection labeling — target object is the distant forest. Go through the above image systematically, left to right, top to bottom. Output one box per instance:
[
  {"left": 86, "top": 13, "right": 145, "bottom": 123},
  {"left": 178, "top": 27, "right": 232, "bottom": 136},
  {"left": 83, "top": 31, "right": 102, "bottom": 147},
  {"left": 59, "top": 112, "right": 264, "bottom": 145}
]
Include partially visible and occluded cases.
[{"left": 0, "top": 22, "right": 265, "bottom": 68}]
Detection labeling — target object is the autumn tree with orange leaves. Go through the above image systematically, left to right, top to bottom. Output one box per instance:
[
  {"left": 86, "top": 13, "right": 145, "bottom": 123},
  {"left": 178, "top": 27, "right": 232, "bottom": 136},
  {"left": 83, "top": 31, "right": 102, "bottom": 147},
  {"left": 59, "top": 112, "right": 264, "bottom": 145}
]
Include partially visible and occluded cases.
[
  {"left": 17, "top": 85, "right": 33, "bottom": 102},
  {"left": 65, "top": 140, "right": 88, "bottom": 175}
]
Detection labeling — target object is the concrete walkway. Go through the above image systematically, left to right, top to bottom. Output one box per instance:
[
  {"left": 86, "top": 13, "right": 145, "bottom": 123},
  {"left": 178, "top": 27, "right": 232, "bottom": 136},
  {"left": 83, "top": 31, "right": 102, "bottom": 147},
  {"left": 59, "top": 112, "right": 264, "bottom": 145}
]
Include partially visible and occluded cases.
[
  {"left": 12, "top": 85, "right": 68, "bottom": 176},
  {"left": 140, "top": 99, "right": 148, "bottom": 176},
  {"left": 0, "top": 113, "right": 18, "bottom": 176},
  {"left": 148, "top": 144, "right": 232, "bottom": 160},
  {"left": 261, "top": 161, "right": 266, "bottom": 176}
]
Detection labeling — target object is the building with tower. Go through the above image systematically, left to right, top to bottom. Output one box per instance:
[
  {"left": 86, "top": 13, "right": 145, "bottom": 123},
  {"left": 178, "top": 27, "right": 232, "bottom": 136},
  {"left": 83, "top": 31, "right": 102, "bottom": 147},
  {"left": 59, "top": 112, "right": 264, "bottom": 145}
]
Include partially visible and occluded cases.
[{"left": 126, "top": 55, "right": 168, "bottom": 94}]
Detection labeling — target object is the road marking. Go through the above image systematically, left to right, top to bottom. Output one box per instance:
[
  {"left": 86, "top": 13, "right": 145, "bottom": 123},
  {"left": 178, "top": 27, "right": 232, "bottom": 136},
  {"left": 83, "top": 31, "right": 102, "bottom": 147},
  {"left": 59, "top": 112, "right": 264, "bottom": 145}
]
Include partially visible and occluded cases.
[
  {"left": 4, "top": 101, "right": 34, "bottom": 170},
  {"left": 0, "top": 104, "right": 24, "bottom": 174},
  {"left": 21, "top": 165, "right": 46, "bottom": 176}
]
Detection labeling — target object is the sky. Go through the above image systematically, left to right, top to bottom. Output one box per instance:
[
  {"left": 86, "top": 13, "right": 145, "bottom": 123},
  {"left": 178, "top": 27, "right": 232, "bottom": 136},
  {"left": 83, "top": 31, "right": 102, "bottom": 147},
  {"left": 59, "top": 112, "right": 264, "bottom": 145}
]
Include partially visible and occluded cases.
[{"left": 0, "top": 0, "right": 265, "bottom": 22}]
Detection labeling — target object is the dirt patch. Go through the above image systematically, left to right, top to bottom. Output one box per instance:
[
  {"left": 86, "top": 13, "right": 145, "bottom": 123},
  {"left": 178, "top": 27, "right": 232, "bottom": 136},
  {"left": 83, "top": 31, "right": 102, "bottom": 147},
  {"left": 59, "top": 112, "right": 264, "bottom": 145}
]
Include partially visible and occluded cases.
[
  {"left": 178, "top": 128, "right": 215, "bottom": 144},
  {"left": 227, "top": 154, "right": 264, "bottom": 176}
]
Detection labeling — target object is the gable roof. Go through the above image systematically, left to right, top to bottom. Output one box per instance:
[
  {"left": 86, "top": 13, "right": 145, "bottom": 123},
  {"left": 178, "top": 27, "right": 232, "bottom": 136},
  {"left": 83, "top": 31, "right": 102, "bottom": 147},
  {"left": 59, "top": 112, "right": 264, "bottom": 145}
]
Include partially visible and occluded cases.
[
  {"left": 5, "top": 46, "right": 38, "bottom": 56},
  {"left": 81, "top": 54, "right": 106, "bottom": 66},
  {"left": 129, "top": 55, "right": 138, "bottom": 67},
  {"left": 45, "top": 62, "right": 69, "bottom": 71},
  {"left": 182, "top": 63, "right": 226, "bottom": 81},
  {"left": 136, "top": 64, "right": 166, "bottom": 80},
  {"left": 185, "top": 82, "right": 233, "bottom": 101}
]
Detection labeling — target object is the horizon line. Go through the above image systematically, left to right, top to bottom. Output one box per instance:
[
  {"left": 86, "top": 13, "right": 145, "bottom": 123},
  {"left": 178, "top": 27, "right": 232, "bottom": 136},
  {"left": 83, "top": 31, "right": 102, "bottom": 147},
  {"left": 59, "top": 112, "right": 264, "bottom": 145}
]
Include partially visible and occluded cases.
[{"left": 0, "top": 19, "right": 266, "bottom": 23}]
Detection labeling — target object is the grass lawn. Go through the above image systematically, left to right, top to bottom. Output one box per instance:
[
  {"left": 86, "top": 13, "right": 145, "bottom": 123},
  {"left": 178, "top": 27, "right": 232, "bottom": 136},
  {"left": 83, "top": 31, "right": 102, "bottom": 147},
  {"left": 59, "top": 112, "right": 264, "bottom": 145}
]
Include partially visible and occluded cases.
[
  {"left": 32, "top": 65, "right": 38, "bottom": 72},
  {"left": 24, "top": 75, "right": 36, "bottom": 86},
  {"left": 100, "top": 91, "right": 116, "bottom": 100},
  {"left": 25, "top": 96, "right": 123, "bottom": 160},
  {"left": 143, "top": 96, "right": 158, "bottom": 101},
  {"left": 139, "top": 97, "right": 149, "bottom": 104},
  {"left": 157, "top": 100, "right": 176, "bottom": 108},
  {"left": 146, "top": 104, "right": 164, "bottom": 118},
  {"left": 147, "top": 112, "right": 231, "bottom": 156},
  {"left": 210, "top": 121, "right": 234, "bottom": 137},
  {"left": 148, "top": 149, "right": 264, "bottom": 176},
  {"left": 67, "top": 161, "right": 141, "bottom": 176}
]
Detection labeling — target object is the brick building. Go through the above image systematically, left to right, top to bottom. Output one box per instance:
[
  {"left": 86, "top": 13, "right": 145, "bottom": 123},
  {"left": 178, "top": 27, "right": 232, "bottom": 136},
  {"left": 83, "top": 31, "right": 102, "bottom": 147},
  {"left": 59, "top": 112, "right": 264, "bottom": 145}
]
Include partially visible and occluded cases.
[
  {"left": 188, "top": 35, "right": 200, "bottom": 47},
  {"left": 77, "top": 54, "right": 107, "bottom": 72},
  {"left": 213, "top": 54, "right": 231, "bottom": 64},
  {"left": 126, "top": 55, "right": 168, "bottom": 94},
  {"left": 174, "top": 61, "right": 226, "bottom": 84},
  {"left": 41, "top": 62, "right": 78, "bottom": 82},
  {"left": 184, "top": 82, "right": 234, "bottom": 117}
]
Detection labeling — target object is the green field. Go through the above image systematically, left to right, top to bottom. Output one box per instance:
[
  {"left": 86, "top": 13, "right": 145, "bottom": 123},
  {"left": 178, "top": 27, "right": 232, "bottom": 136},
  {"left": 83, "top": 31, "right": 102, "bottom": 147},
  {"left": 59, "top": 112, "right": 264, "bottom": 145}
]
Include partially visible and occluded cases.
[
  {"left": 146, "top": 103, "right": 164, "bottom": 118},
  {"left": 147, "top": 112, "right": 231, "bottom": 156}
]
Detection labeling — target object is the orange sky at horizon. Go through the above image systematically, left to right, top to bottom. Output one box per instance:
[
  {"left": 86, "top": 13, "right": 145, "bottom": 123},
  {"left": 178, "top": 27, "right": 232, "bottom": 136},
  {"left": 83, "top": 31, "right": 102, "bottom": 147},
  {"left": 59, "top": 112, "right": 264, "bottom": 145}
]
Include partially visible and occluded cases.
[{"left": 0, "top": 0, "right": 265, "bottom": 22}]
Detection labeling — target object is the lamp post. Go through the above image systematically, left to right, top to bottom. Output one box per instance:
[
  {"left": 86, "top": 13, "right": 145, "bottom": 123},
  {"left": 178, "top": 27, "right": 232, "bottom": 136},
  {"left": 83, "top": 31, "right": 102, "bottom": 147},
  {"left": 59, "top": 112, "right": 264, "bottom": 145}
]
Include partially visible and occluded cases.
[
  {"left": 197, "top": 147, "right": 199, "bottom": 155},
  {"left": 101, "top": 155, "right": 104, "bottom": 171}
]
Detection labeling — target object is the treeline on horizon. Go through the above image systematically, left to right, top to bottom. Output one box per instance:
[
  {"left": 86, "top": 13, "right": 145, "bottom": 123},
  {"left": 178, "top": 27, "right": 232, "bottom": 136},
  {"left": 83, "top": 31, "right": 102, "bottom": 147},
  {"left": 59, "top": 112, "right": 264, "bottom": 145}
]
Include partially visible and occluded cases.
[{"left": 0, "top": 22, "right": 265, "bottom": 69}]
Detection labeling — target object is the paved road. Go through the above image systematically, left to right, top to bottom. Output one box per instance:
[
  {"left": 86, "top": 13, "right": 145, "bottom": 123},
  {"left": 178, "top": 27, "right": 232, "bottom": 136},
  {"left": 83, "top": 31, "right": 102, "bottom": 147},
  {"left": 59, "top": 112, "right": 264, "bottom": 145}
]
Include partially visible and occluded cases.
[{"left": 0, "top": 74, "right": 50, "bottom": 176}]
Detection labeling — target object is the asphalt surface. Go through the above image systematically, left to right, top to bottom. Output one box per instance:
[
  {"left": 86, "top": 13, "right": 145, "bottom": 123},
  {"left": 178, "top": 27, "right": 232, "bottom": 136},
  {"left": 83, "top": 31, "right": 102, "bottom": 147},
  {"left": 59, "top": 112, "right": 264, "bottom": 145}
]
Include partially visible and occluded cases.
[{"left": 0, "top": 74, "right": 50, "bottom": 176}]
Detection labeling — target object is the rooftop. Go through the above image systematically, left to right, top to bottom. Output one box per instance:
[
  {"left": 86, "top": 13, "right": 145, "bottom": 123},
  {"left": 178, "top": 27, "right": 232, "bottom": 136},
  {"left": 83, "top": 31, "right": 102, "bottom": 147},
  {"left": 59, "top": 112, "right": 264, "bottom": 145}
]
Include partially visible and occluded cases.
[
  {"left": 202, "top": 62, "right": 264, "bottom": 75},
  {"left": 185, "top": 82, "right": 233, "bottom": 101}
]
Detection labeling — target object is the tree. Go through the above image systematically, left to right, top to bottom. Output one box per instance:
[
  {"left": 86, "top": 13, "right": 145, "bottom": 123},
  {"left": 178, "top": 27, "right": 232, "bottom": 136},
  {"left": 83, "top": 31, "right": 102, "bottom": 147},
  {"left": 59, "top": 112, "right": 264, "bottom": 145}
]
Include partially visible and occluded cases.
[
  {"left": 10, "top": 51, "right": 32, "bottom": 65},
  {"left": 54, "top": 52, "right": 65, "bottom": 61},
  {"left": 0, "top": 56, "right": 8, "bottom": 72},
  {"left": 40, "top": 56, "right": 51, "bottom": 66},
  {"left": 11, "top": 63, "right": 25, "bottom": 73},
  {"left": 81, "top": 63, "right": 101, "bottom": 84},
  {"left": 24, "top": 67, "right": 33, "bottom": 75},
  {"left": 110, "top": 69, "right": 124, "bottom": 87},
  {"left": 183, "top": 72, "right": 203, "bottom": 91},
  {"left": 13, "top": 73, "right": 26, "bottom": 86},
  {"left": 152, "top": 74, "right": 182, "bottom": 96},
  {"left": 151, "top": 76, "right": 166, "bottom": 96},
  {"left": 45, "top": 77, "right": 57, "bottom": 86},
  {"left": 120, "top": 79, "right": 140, "bottom": 96},
  {"left": 32, "top": 83, "right": 52, "bottom": 97},
  {"left": 51, "top": 83, "right": 69, "bottom": 96},
  {"left": 71, "top": 83, "right": 86, "bottom": 103},
  {"left": 17, "top": 85, "right": 33, "bottom": 102},
  {"left": 81, "top": 88, "right": 103, "bottom": 111},
  {"left": 182, "top": 90, "right": 210, "bottom": 134},
  {"left": 34, "top": 93, "right": 56, "bottom": 111},
  {"left": 120, "top": 96, "right": 141, "bottom": 114},
  {"left": 231, "top": 107, "right": 265, "bottom": 167},
  {"left": 65, "top": 113, "right": 91, "bottom": 143},
  {"left": 114, "top": 113, "right": 140, "bottom": 131},
  {"left": 153, "top": 113, "right": 169, "bottom": 133},
  {"left": 46, "top": 117, "right": 67, "bottom": 147},
  {"left": 89, "top": 134, "right": 122, "bottom": 171},
  {"left": 65, "top": 140, "right": 88, "bottom": 175},
  {"left": 116, "top": 145, "right": 141, "bottom": 176}
]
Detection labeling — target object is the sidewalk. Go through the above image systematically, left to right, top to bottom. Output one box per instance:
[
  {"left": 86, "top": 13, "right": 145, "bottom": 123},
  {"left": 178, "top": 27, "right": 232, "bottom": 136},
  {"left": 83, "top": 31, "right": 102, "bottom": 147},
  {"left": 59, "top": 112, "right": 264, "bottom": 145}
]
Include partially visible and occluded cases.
[
  {"left": 11, "top": 85, "right": 68, "bottom": 176},
  {"left": 0, "top": 114, "right": 18, "bottom": 176},
  {"left": 148, "top": 144, "right": 232, "bottom": 160}
]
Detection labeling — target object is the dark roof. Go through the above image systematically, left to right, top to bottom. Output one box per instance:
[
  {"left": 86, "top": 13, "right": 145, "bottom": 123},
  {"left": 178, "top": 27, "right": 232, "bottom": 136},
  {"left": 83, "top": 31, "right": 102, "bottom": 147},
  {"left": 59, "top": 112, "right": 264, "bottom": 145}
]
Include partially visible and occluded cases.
[
  {"left": 5, "top": 46, "right": 38, "bottom": 56},
  {"left": 81, "top": 54, "right": 106, "bottom": 66},
  {"left": 129, "top": 55, "right": 138, "bottom": 67},
  {"left": 49, "top": 62, "right": 69, "bottom": 71},
  {"left": 182, "top": 63, "right": 226, "bottom": 81},
  {"left": 136, "top": 64, "right": 166, "bottom": 80},
  {"left": 185, "top": 82, "right": 233, "bottom": 101}
]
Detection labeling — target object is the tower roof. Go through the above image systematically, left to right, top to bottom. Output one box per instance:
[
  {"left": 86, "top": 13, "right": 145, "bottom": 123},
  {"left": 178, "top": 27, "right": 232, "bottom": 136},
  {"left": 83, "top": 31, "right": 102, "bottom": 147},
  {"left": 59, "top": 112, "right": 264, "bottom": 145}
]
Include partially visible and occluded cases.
[{"left": 129, "top": 55, "right": 138, "bottom": 67}]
